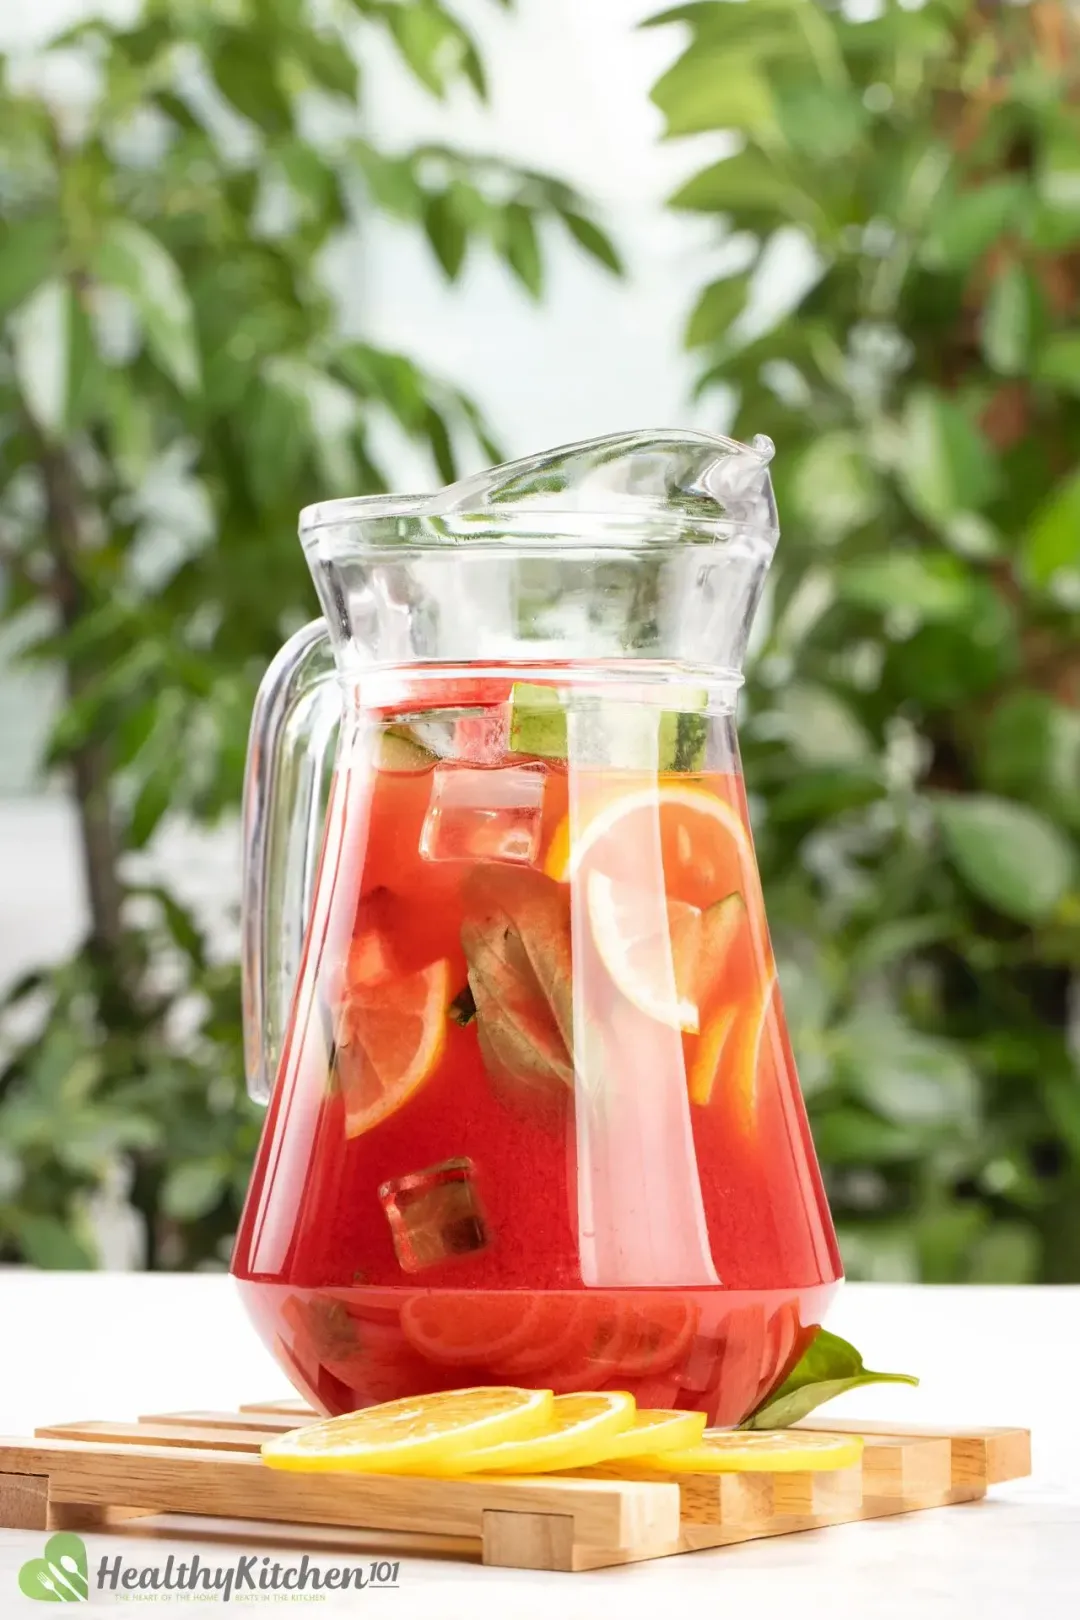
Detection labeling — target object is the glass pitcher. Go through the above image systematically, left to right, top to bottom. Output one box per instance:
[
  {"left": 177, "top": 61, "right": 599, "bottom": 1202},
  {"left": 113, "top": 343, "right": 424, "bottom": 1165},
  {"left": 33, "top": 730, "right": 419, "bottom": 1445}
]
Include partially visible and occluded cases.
[{"left": 232, "top": 430, "right": 842, "bottom": 1425}]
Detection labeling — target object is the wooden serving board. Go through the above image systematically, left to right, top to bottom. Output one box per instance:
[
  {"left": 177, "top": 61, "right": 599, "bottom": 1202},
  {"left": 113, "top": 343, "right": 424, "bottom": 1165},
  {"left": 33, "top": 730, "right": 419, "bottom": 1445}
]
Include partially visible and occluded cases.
[{"left": 0, "top": 1403, "right": 1031, "bottom": 1574}]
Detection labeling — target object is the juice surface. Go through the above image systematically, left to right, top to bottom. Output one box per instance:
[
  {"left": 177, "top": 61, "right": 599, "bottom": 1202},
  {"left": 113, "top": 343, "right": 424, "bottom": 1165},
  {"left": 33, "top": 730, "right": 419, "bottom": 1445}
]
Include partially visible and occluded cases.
[{"left": 233, "top": 676, "right": 842, "bottom": 1422}]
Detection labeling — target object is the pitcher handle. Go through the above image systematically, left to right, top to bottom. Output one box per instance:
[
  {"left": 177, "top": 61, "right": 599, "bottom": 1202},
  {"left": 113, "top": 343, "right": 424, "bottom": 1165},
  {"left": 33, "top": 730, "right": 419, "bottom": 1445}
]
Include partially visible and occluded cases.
[{"left": 241, "top": 618, "right": 339, "bottom": 1104}]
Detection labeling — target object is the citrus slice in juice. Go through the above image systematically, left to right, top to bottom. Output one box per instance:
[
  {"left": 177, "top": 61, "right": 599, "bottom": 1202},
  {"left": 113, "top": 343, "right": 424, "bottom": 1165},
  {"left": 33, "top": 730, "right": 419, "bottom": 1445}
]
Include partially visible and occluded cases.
[
  {"left": 545, "top": 783, "right": 754, "bottom": 913},
  {"left": 587, "top": 872, "right": 701, "bottom": 1030},
  {"left": 696, "top": 891, "right": 746, "bottom": 1006},
  {"left": 336, "top": 958, "right": 450, "bottom": 1137},
  {"left": 689, "top": 970, "right": 776, "bottom": 1118},
  {"left": 687, "top": 1003, "right": 738, "bottom": 1107},
  {"left": 400, "top": 1293, "right": 543, "bottom": 1368},
  {"left": 492, "top": 1296, "right": 588, "bottom": 1376},
  {"left": 543, "top": 1296, "right": 640, "bottom": 1392},
  {"left": 618, "top": 1297, "right": 700, "bottom": 1377},
  {"left": 323, "top": 1330, "right": 453, "bottom": 1407},
  {"left": 261, "top": 1387, "right": 554, "bottom": 1474},
  {"left": 447, "top": 1391, "right": 636, "bottom": 1475},
  {"left": 597, "top": 1407, "right": 707, "bottom": 1461},
  {"left": 638, "top": 1429, "right": 863, "bottom": 1473}
]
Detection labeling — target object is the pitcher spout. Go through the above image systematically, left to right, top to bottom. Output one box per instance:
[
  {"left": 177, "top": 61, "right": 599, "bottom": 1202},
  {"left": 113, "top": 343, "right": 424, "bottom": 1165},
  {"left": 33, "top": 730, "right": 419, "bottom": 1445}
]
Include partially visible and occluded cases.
[{"left": 298, "top": 428, "right": 781, "bottom": 683}]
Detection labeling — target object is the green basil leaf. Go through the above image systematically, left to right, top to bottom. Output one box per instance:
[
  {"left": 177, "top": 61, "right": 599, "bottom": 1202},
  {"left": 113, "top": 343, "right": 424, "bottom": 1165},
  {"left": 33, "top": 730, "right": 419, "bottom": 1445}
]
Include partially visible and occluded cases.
[{"left": 741, "top": 1328, "right": 918, "bottom": 1429}]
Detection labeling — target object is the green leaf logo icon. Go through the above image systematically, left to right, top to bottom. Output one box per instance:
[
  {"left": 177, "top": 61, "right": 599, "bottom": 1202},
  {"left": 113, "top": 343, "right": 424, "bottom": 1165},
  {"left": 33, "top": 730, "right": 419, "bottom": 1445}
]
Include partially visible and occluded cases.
[{"left": 18, "top": 1533, "right": 89, "bottom": 1602}]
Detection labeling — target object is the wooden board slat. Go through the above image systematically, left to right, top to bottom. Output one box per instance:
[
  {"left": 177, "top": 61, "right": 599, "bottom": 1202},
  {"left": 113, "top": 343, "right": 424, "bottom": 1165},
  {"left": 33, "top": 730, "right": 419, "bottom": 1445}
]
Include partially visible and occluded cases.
[
  {"left": 238, "top": 1401, "right": 314, "bottom": 1416},
  {"left": 0, "top": 1407, "right": 1031, "bottom": 1574},
  {"left": 140, "top": 1411, "right": 315, "bottom": 1434},
  {"left": 37, "top": 1421, "right": 267, "bottom": 1453},
  {"left": 798, "top": 1421, "right": 1031, "bottom": 1490},
  {"left": 858, "top": 1435, "right": 953, "bottom": 1499},
  {"left": 0, "top": 1437, "right": 679, "bottom": 1553},
  {"left": 582, "top": 1460, "right": 864, "bottom": 1527},
  {"left": 0, "top": 1472, "right": 48, "bottom": 1532},
  {"left": 482, "top": 1510, "right": 576, "bottom": 1571}
]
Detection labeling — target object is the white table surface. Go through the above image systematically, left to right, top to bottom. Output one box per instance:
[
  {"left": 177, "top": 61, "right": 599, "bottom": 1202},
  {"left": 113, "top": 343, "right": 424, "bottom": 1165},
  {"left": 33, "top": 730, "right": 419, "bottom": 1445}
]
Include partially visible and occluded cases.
[{"left": 0, "top": 1276, "right": 1077, "bottom": 1617}]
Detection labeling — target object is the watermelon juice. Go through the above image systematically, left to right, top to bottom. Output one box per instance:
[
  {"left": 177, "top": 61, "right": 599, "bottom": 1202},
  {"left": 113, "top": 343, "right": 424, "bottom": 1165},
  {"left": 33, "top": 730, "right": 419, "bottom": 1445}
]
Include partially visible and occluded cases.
[{"left": 232, "top": 676, "right": 841, "bottom": 1424}]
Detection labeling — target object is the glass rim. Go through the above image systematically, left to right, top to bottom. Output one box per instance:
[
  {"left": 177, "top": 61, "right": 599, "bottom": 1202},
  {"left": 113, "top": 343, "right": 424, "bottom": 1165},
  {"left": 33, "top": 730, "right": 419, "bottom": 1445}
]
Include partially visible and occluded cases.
[
  {"left": 298, "top": 427, "right": 779, "bottom": 552},
  {"left": 299, "top": 506, "right": 780, "bottom": 554}
]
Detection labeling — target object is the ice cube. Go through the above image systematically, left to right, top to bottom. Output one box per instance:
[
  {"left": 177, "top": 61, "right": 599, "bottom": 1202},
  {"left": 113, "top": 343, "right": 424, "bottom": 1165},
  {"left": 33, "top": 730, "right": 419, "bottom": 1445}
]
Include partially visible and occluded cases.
[
  {"left": 453, "top": 710, "right": 509, "bottom": 764},
  {"left": 420, "top": 764, "right": 544, "bottom": 865},
  {"left": 378, "top": 1157, "right": 489, "bottom": 1273}
]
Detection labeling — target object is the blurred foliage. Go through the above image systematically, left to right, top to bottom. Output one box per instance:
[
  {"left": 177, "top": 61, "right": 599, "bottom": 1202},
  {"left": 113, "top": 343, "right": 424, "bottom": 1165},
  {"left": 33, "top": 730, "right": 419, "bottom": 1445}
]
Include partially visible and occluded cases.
[
  {"left": 0, "top": 0, "right": 618, "bottom": 1269},
  {"left": 651, "top": 0, "right": 1080, "bottom": 1280}
]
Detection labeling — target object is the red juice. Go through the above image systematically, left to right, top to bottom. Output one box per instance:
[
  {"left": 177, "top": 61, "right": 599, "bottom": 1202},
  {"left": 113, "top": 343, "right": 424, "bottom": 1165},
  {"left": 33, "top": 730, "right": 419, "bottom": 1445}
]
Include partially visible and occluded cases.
[{"left": 233, "top": 677, "right": 842, "bottom": 1424}]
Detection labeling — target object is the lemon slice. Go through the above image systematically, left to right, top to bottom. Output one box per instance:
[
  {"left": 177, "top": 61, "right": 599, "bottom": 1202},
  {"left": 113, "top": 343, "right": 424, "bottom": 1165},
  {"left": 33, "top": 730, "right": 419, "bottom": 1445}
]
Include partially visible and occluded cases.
[
  {"left": 587, "top": 871, "right": 701, "bottom": 1031},
  {"left": 261, "top": 1387, "right": 553, "bottom": 1475},
  {"left": 447, "top": 1391, "right": 636, "bottom": 1475},
  {"left": 598, "top": 1407, "right": 707, "bottom": 1461},
  {"left": 639, "top": 1429, "right": 863, "bottom": 1473}
]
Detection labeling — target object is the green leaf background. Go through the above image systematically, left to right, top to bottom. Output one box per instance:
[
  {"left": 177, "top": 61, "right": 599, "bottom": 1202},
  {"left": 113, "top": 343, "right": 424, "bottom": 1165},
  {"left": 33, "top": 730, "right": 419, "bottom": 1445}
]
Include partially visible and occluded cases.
[
  {"left": 0, "top": 0, "right": 619, "bottom": 1274},
  {"left": 1, "top": 0, "right": 1078, "bottom": 1291},
  {"left": 651, "top": 0, "right": 1080, "bottom": 1283}
]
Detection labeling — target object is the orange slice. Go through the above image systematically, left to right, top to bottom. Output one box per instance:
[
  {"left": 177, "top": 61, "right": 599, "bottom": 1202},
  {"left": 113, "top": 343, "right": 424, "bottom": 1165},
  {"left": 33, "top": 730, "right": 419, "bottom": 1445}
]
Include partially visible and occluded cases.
[
  {"left": 545, "top": 782, "right": 754, "bottom": 912},
  {"left": 696, "top": 891, "right": 746, "bottom": 1007},
  {"left": 336, "top": 958, "right": 449, "bottom": 1137},
  {"left": 689, "top": 971, "right": 776, "bottom": 1117},
  {"left": 688, "top": 1004, "right": 738, "bottom": 1107},
  {"left": 400, "top": 1293, "right": 543, "bottom": 1368},
  {"left": 491, "top": 1296, "right": 589, "bottom": 1376},
  {"left": 543, "top": 1296, "right": 642, "bottom": 1392},
  {"left": 617, "top": 1297, "right": 700, "bottom": 1377},
  {"left": 261, "top": 1387, "right": 553, "bottom": 1474},
  {"left": 447, "top": 1391, "right": 636, "bottom": 1475},
  {"left": 598, "top": 1407, "right": 707, "bottom": 1461},
  {"left": 639, "top": 1429, "right": 863, "bottom": 1473}
]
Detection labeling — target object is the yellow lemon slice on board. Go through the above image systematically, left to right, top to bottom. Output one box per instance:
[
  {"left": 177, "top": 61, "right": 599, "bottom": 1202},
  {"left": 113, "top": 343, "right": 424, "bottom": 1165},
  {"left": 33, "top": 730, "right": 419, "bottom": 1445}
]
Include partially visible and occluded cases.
[
  {"left": 336, "top": 958, "right": 450, "bottom": 1138},
  {"left": 261, "top": 1387, "right": 553, "bottom": 1475},
  {"left": 447, "top": 1391, "right": 636, "bottom": 1475},
  {"left": 596, "top": 1407, "right": 707, "bottom": 1461},
  {"left": 639, "top": 1429, "right": 863, "bottom": 1473}
]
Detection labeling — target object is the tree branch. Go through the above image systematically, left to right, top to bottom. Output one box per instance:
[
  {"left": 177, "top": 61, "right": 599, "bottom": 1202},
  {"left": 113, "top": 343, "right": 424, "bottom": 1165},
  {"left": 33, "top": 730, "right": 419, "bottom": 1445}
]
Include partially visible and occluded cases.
[{"left": 37, "top": 440, "right": 128, "bottom": 962}]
